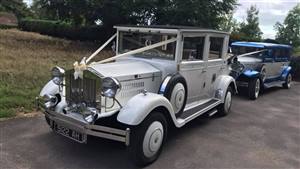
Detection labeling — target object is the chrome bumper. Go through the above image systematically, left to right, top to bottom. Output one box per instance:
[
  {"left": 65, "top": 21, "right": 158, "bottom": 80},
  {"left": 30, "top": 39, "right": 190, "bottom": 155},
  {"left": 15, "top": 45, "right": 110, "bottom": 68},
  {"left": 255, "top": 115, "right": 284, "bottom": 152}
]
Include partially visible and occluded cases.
[{"left": 37, "top": 98, "right": 130, "bottom": 145}]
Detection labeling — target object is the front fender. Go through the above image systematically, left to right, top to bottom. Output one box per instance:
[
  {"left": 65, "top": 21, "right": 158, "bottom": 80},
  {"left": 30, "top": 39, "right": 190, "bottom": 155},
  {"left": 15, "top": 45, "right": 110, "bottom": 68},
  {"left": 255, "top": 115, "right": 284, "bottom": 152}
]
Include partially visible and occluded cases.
[
  {"left": 281, "top": 66, "right": 291, "bottom": 80},
  {"left": 214, "top": 75, "right": 237, "bottom": 102},
  {"left": 39, "top": 80, "right": 66, "bottom": 113},
  {"left": 40, "top": 80, "right": 59, "bottom": 97},
  {"left": 117, "top": 93, "right": 176, "bottom": 126}
]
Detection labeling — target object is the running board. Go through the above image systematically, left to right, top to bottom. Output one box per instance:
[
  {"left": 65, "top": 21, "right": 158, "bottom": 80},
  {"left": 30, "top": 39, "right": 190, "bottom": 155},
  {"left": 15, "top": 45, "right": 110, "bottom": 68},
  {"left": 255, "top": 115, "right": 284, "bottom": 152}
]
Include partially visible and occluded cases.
[
  {"left": 264, "top": 80, "right": 284, "bottom": 88},
  {"left": 176, "top": 99, "right": 221, "bottom": 126},
  {"left": 208, "top": 109, "right": 218, "bottom": 117}
]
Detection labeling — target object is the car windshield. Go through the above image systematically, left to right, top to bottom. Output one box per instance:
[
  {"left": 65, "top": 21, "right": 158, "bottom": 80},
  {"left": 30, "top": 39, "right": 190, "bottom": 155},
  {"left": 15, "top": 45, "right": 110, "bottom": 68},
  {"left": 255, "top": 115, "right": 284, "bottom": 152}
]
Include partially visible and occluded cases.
[
  {"left": 118, "top": 31, "right": 176, "bottom": 60},
  {"left": 232, "top": 46, "right": 266, "bottom": 58}
]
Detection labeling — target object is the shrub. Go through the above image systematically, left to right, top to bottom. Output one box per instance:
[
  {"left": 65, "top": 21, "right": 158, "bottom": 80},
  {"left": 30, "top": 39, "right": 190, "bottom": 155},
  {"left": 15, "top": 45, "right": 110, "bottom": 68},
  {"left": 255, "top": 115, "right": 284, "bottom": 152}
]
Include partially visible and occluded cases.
[
  {"left": 18, "top": 19, "right": 112, "bottom": 41},
  {"left": 0, "top": 24, "right": 17, "bottom": 29},
  {"left": 290, "top": 56, "right": 300, "bottom": 81}
]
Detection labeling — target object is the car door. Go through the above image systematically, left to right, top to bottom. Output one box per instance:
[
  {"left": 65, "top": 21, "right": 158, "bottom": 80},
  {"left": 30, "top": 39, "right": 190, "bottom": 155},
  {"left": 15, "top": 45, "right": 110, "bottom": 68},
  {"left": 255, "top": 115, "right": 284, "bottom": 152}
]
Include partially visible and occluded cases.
[
  {"left": 179, "top": 35, "right": 208, "bottom": 104},
  {"left": 204, "top": 35, "right": 228, "bottom": 99},
  {"left": 264, "top": 48, "right": 285, "bottom": 79},
  {"left": 274, "top": 48, "right": 290, "bottom": 77}
]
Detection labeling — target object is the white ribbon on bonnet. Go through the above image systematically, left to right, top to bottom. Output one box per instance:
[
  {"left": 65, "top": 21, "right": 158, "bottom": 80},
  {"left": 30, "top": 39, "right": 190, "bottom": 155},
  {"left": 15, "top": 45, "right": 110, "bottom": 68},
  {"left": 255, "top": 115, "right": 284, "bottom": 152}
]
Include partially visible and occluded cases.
[{"left": 73, "top": 33, "right": 178, "bottom": 79}]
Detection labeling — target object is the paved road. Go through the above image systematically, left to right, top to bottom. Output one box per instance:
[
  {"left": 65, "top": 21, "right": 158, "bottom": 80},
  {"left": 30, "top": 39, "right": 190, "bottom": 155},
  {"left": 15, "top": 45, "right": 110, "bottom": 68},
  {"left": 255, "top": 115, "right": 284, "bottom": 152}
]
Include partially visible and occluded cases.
[{"left": 1, "top": 83, "right": 300, "bottom": 169}]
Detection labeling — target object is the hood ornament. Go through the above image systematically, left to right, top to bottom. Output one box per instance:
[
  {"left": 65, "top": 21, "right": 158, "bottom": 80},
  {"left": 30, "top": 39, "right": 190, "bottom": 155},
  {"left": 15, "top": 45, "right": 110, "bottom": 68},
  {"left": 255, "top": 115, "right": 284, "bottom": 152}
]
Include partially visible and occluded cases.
[{"left": 74, "top": 57, "right": 87, "bottom": 80}]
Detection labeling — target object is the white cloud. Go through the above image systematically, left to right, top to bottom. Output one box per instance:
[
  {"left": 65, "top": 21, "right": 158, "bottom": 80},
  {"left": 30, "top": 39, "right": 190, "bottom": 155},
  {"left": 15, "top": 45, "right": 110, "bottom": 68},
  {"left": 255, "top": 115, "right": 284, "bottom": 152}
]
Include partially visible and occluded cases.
[{"left": 233, "top": 0, "right": 300, "bottom": 39}]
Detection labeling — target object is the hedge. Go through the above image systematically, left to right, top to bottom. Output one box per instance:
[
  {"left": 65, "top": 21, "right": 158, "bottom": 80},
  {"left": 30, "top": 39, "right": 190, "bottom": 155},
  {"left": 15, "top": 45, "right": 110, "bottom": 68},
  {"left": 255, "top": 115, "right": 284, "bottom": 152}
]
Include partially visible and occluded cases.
[
  {"left": 18, "top": 19, "right": 113, "bottom": 41},
  {"left": 0, "top": 24, "right": 17, "bottom": 29},
  {"left": 290, "top": 56, "right": 300, "bottom": 80}
]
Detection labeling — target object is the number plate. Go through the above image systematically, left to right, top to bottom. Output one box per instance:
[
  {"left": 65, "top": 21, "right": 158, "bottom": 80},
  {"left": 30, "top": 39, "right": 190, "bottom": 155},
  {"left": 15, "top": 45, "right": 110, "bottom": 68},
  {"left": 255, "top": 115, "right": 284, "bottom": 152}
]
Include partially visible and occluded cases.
[{"left": 53, "top": 122, "right": 86, "bottom": 143}]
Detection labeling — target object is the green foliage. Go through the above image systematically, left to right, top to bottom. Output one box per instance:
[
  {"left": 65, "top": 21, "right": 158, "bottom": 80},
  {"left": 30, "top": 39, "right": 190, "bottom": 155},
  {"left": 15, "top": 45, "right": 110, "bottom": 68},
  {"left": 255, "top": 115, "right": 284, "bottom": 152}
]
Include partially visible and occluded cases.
[
  {"left": 0, "top": 0, "right": 32, "bottom": 19},
  {"left": 31, "top": 0, "right": 238, "bottom": 29},
  {"left": 274, "top": 4, "right": 300, "bottom": 47},
  {"left": 238, "top": 5, "right": 263, "bottom": 41},
  {"left": 218, "top": 12, "right": 240, "bottom": 32},
  {"left": 18, "top": 19, "right": 110, "bottom": 41},
  {"left": 0, "top": 24, "right": 17, "bottom": 29},
  {"left": 294, "top": 46, "right": 300, "bottom": 56},
  {"left": 290, "top": 56, "right": 300, "bottom": 80}
]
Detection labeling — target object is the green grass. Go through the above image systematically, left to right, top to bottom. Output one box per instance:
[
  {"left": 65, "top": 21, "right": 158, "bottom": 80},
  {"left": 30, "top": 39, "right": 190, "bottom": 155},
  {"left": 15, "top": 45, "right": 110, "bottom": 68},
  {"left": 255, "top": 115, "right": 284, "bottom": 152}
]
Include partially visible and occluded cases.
[{"left": 0, "top": 29, "right": 112, "bottom": 118}]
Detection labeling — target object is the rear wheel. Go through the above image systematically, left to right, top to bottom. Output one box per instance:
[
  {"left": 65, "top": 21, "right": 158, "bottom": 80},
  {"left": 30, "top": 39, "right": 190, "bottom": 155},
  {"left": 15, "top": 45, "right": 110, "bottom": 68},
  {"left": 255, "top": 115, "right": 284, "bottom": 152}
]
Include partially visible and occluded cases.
[
  {"left": 283, "top": 73, "right": 292, "bottom": 89},
  {"left": 163, "top": 74, "right": 187, "bottom": 117},
  {"left": 248, "top": 78, "right": 260, "bottom": 100},
  {"left": 217, "top": 87, "right": 233, "bottom": 116},
  {"left": 128, "top": 112, "right": 167, "bottom": 166}
]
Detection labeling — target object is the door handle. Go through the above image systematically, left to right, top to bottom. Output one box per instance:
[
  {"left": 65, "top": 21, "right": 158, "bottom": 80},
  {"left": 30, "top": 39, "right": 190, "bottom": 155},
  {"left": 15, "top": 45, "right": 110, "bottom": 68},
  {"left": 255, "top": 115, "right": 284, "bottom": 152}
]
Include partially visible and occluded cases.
[{"left": 202, "top": 70, "right": 207, "bottom": 73}]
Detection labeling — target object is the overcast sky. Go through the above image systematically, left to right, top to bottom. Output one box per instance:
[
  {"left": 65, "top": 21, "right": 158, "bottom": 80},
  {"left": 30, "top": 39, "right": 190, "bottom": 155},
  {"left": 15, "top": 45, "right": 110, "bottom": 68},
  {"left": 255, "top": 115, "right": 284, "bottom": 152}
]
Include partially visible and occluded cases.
[
  {"left": 23, "top": 0, "right": 299, "bottom": 39},
  {"left": 234, "top": 0, "right": 300, "bottom": 39}
]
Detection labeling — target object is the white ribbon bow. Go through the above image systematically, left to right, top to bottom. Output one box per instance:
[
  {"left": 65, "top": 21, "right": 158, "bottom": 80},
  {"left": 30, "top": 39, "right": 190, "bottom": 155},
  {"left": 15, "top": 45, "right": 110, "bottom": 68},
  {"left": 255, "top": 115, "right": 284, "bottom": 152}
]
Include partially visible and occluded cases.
[{"left": 73, "top": 57, "right": 87, "bottom": 80}]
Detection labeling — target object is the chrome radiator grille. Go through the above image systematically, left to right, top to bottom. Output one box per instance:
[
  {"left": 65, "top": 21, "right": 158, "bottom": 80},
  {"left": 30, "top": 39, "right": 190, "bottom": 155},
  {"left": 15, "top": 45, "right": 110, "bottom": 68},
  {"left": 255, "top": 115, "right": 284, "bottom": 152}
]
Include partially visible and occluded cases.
[{"left": 65, "top": 70, "right": 101, "bottom": 107}]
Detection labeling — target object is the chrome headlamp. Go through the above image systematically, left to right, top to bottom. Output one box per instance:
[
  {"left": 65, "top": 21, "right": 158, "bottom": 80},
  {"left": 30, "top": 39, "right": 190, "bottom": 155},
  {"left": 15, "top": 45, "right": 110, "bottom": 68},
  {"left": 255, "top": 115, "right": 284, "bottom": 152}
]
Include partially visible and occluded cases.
[
  {"left": 51, "top": 66, "right": 65, "bottom": 85},
  {"left": 102, "top": 77, "right": 121, "bottom": 98},
  {"left": 43, "top": 94, "right": 59, "bottom": 109}
]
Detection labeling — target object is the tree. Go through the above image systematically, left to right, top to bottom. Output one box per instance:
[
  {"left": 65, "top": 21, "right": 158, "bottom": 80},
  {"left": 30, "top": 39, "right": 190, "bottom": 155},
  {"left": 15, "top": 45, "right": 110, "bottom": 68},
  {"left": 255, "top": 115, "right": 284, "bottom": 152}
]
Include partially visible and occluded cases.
[
  {"left": 0, "top": 0, "right": 31, "bottom": 19},
  {"left": 31, "top": 0, "right": 238, "bottom": 29},
  {"left": 153, "top": 0, "right": 237, "bottom": 28},
  {"left": 274, "top": 4, "right": 300, "bottom": 47},
  {"left": 239, "top": 5, "right": 263, "bottom": 40},
  {"left": 218, "top": 11, "right": 239, "bottom": 33}
]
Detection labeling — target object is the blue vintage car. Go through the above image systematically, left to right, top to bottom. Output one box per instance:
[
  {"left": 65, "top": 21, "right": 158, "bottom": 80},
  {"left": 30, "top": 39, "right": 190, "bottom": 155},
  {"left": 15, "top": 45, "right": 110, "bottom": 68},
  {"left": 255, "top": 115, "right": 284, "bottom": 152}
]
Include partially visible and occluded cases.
[{"left": 230, "top": 42, "right": 292, "bottom": 100}]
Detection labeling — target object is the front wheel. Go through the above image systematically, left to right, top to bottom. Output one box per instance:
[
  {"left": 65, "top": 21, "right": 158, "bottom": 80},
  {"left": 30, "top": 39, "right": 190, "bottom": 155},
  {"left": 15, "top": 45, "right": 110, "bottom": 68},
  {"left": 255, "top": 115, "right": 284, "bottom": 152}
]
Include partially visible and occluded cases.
[
  {"left": 283, "top": 73, "right": 292, "bottom": 89},
  {"left": 248, "top": 78, "right": 260, "bottom": 100},
  {"left": 217, "top": 87, "right": 233, "bottom": 116},
  {"left": 128, "top": 112, "right": 167, "bottom": 166}
]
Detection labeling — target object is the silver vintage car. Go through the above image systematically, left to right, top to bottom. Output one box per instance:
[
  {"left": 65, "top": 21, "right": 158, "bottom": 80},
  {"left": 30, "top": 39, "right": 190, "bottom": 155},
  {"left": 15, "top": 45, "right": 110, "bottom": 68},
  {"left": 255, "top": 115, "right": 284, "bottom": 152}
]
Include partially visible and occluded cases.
[{"left": 37, "top": 25, "right": 237, "bottom": 166}]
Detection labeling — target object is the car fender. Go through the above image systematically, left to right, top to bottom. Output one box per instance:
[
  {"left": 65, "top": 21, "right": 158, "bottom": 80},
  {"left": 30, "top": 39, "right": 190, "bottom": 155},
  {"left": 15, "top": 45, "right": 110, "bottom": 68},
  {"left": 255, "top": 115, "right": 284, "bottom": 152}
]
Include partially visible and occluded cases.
[
  {"left": 281, "top": 66, "right": 291, "bottom": 80},
  {"left": 242, "top": 69, "right": 260, "bottom": 78},
  {"left": 214, "top": 75, "right": 237, "bottom": 102},
  {"left": 39, "top": 80, "right": 66, "bottom": 113},
  {"left": 40, "top": 80, "right": 59, "bottom": 96},
  {"left": 117, "top": 92, "right": 177, "bottom": 126}
]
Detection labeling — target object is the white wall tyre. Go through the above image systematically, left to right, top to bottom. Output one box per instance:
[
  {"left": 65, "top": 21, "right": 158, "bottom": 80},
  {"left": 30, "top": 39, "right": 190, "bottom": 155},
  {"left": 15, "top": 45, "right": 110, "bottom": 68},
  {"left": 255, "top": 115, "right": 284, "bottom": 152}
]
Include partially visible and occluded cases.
[
  {"left": 260, "top": 66, "right": 267, "bottom": 83},
  {"left": 283, "top": 73, "right": 292, "bottom": 89},
  {"left": 162, "top": 74, "right": 187, "bottom": 117},
  {"left": 248, "top": 78, "right": 260, "bottom": 100},
  {"left": 170, "top": 83, "right": 186, "bottom": 116},
  {"left": 217, "top": 87, "right": 233, "bottom": 116},
  {"left": 128, "top": 112, "right": 167, "bottom": 167}
]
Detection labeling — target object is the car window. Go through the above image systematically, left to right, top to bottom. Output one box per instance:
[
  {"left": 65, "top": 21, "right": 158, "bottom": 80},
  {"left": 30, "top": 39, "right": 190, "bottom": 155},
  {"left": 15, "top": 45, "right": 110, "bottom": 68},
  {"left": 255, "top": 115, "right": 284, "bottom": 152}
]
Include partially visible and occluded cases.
[
  {"left": 118, "top": 31, "right": 176, "bottom": 60},
  {"left": 182, "top": 37, "right": 205, "bottom": 61},
  {"left": 209, "top": 37, "right": 224, "bottom": 60},
  {"left": 274, "top": 48, "right": 290, "bottom": 62}
]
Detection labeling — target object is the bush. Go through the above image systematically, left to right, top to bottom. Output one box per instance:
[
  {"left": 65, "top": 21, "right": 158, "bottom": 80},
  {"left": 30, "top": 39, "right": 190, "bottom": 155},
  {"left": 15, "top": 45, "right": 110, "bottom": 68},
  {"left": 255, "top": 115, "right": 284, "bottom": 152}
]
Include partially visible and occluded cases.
[
  {"left": 18, "top": 19, "right": 113, "bottom": 41},
  {"left": 0, "top": 24, "right": 17, "bottom": 29},
  {"left": 290, "top": 56, "right": 300, "bottom": 81}
]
